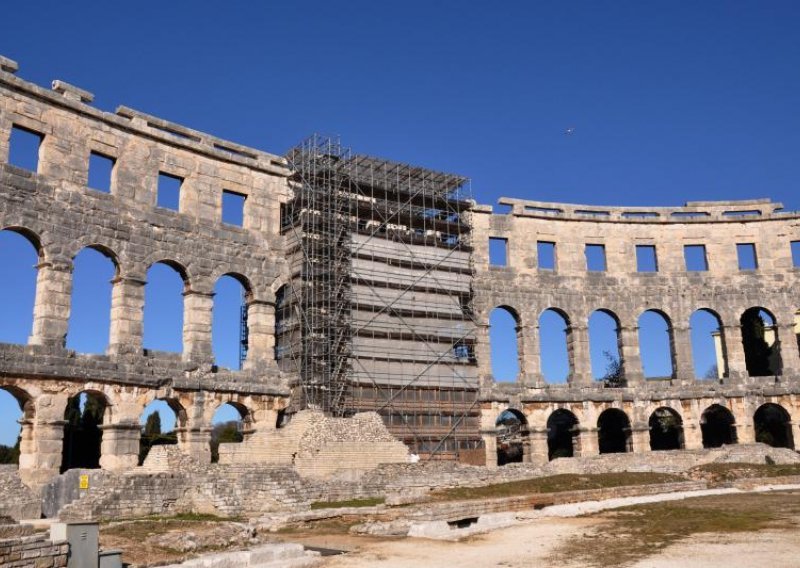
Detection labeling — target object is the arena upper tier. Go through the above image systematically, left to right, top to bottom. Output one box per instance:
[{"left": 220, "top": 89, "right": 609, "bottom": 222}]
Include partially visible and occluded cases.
[{"left": 0, "top": 54, "right": 799, "bottom": 488}]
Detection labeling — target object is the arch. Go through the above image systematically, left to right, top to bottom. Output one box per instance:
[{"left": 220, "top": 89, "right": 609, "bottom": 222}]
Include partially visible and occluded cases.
[
  {"left": 0, "top": 229, "right": 41, "bottom": 345},
  {"left": 66, "top": 246, "right": 118, "bottom": 354},
  {"left": 143, "top": 261, "right": 186, "bottom": 354},
  {"left": 212, "top": 274, "right": 250, "bottom": 370},
  {"left": 274, "top": 284, "right": 293, "bottom": 367},
  {"left": 489, "top": 306, "right": 521, "bottom": 381},
  {"left": 740, "top": 307, "right": 781, "bottom": 376},
  {"left": 539, "top": 308, "right": 570, "bottom": 383},
  {"left": 690, "top": 308, "right": 727, "bottom": 379},
  {"left": 588, "top": 309, "right": 622, "bottom": 383},
  {"left": 638, "top": 309, "right": 675, "bottom": 379},
  {"left": 0, "top": 386, "right": 33, "bottom": 466},
  {"left": 61, "top": 391, "right": 109, "bottom": 472},
  {"left": 138, "top": 399, "right": 183, "bottom": 465},
  {"left": 210, "top": 402, "right": 249, "bottom": 463},
  {"left": 754, "top": 403, "right": 794, "bottom": 449},
  {"left": 700, "top": 404, "right": 737, "bottom": 448},
  {"left": 648, "top": 407, "right": 684, "bottom": 451},
  {"left": 547, "top": 408, "right": 579, "bottom": 459},
  {"left": 597, "top": 408, "right": 631, "bottom": 454},
  {"left": 496, "top": 409, "right": 527, "bottom": 465}
]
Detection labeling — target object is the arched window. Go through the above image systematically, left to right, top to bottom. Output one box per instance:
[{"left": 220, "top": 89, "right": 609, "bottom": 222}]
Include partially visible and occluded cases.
[
  {"left": 0, "top": 230, "right": 39, "bottom": 345},
  {"left": 67, "top": 247, "right": 117, "bottom": 353},
  {"left": 143, "top": 262, "right": 186, "bottom": 353},
  {"left": 213, "top": 274, "right": 250, "bottom": 370},
  {"left": 489, "top": 306, "right": 520, "bottom": 381},
  {"left": 539, "top": 308, "right": 570, "bottom": 383},
  {"left": 740, "top": 308, "right": 781, "bottom": 376},
  {"left": 690, "top": 309, "right": 726, "bottom": 379},
  {"left": 588, "top": 310, "right": 622, "bottom": 383},
  {"left": 638, "top": 310, "right": 675, "bottom": 379},
  {"left": 0, "top": 387, "right": 30, "bottom": 466},
  {"left": 61, "top": 391, "right": 107, "bottom": 472},
  {"left": 138, "top": 400, "right": 181, "bottom": 465},
  {"left": 210, "top": 402, "right": 248, "bottom": 463},
  {"left": 754, "top": 403, "right": 793, "bottom": 449},
  {"left": 700, "top": 404, "right": 737, "bottom": 448},
  {"left": 649, "top": 407, "right": 684, "bottom": 451},
  {"left": 597, "top": 408, "right": 631, "bottom": 454},
  {"left": 495, "top": 409, "right": 527, "bottom": 465},
  {"left": 547, "top": 409, "right": 579, "bottom": 459}
]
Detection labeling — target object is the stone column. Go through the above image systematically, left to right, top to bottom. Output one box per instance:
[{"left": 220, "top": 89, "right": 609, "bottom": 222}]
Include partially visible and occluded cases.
[
  {"left": 30, "top": 261, "right": 72, "bottom": 347},
  {"left": 108, "top": 276, "right": 145, "bottom": 356},
  {"left": 183, "top": 290, "right": 214, "bottom": 362},
  {"left": 243, "top": 299, "right": 278, "bottom": 371},
  {"left": 475, "top": 322, "right": 493, "bottom": 380},
  {"left": 776, "top": 322, "right": 800, "bottom": 378},
  {"left": 519, "top": 323, "right": 543, "bottom": 386},
  {"left": 722, "top": 324, "right": 748, "bottom": 381},
  {"left": 568, "top": 325, "right": 593, "bottom": 386},
  {"left": 670, "top": 325, "right": 695, "bottom": 384},
  {"left": 618, "top": 326, "right": 644, "bottom": 385},
  {"left": 179, "top": 394, "right": 212, "bottom": 463},
  {"left": 16, "top": 418, "right": 36, "bottom": 480},
  {"left": 22, "top": 419, "right": 66, "bottom": 489},
  {"left": 734, "top": 420, "right": 754, "bottom": 444},
  {"left": 99, "top": 422, "right": 141, "bottom": 471},
  {"left": 683, "top": 422, "right": 704, "bottom": 450},
  {"left": 791, "top": 422, "right": 800, "bottom": 451},
  {"left": 630, "top": 424, "right": 650, "bottom": 453},
  {"left": 577, "top": 427, "right": 599, "bottom": 456},
  {"left": 528, "top": 428, "right": 549, "bottom": 464},
  {"left": 481, "top": 430, "right": 498, "bottom": 468}
]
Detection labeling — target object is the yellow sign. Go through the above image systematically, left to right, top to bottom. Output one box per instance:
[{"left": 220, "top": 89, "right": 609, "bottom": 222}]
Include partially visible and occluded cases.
[{"left": 79, "top": 475, "right": 89, "bottom": 490}]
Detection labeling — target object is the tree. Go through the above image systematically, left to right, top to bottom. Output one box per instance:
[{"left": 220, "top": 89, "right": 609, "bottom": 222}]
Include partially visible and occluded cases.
[
  {"left": 601, "top": 350, "right": 625, "bottom": 388},
  {"left": 704, "top": 364, "right": 719, "bottom": 380},
  {"left": 138, "top": 411, "right": 177, "bottom": 465},
  {"left": 144, "top": 412, "right": 162, "bottom": 437},
  {"left": 209, "top": 421, "right": 243, "bottom": 463},
  {"left": 0, "top": 437, "right": 20, "bottom": 465}
]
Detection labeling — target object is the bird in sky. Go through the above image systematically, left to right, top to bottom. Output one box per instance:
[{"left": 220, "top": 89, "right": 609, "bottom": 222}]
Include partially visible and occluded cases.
[{"left": 564, "top": 127, "right": 575, "bottom": 135}]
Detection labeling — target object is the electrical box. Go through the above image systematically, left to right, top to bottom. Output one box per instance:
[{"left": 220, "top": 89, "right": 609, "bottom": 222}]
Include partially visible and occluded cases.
[{"left": 50, "top": 522, "right": 99, "bottom": 568}]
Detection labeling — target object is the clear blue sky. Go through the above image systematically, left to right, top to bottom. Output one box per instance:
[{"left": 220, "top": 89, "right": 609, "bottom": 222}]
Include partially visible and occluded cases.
[{"left": 2, "top": 1, "right": 799, "bottom": 442}]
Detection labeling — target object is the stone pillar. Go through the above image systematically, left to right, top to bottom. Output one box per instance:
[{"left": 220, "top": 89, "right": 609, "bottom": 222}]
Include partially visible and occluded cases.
[
  {"left": 30, "top": 261, "right": 72, "bottom": 347},
  {"left": 108, "top": 276, "right": 145, "bottom": 356},
  {"left": 183, "top": 290, "right": 214, "bottom": 362},
  {"left": 243, "top": 299, "right": 277, "bottom": 370},
  {"left": 475, "top": 322, "right": 493, "bottom": 380},
  {"left": 776, "top": 322, "right": 800, "bottom": 378},
  {"left": 519, "top": 323, "right": 543, "bottom": 386},
  {"left": 722, "top": 324, "right": 748, "bottom": 380},
  {"left": 568, "top": 325, "right": 593, "bottom": 386},
  {"left": 670, "top": 325, "right": 695, "bottom": 384},
  {"left": 618, "top": 326, "right": 644, "bottom": 385},
  {"left": 179, "top": 394, "right": 212, "bottom": 463},
  {"left": 16, "top": 418, "right": 36, "bottom": 480},
  {"left": 22, "top": 419, "right": 66, "bottom": 489},
  {"left": 734, "top": 420, "right": 754, "bottom": 444},
  {"left": 791, "top": 421, "right": 800, "bottom": 451},
  {"left": 99, "top": 422, "right": 141, "bottom": 471},
  {"left": 683, "top": 422, "right": 704, "bottom": 450},
  {"left": 630, "top": 424, "right": 650, "bottom": 453},
  {"left": 577, "top": 427, "right": 599, "bottom": 456},
  {"left": 528, "top": 428, "right": 549, "bottom": 464},
  {"left": 481, "top": 430, "right": 498, "bottom": 468}
]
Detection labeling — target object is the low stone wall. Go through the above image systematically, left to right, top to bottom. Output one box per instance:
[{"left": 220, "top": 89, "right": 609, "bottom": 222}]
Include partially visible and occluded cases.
[
  {"left": 0, "top": 466, "right": 41, "bottom": 521},
  {"left": 0, "top": 523, "right": 68, "bottom": 568}
]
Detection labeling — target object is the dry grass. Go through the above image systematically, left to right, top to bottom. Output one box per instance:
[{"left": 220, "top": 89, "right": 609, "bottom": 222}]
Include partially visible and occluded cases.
[
  {"left": 688, "top": 462, "right": 800, "bottom": 482},
  {"left": 552, "top": 490, "right": 800, "bottom": 567},
  {"left": 309, "top": 497, "right": 385, "bottom": 510}
]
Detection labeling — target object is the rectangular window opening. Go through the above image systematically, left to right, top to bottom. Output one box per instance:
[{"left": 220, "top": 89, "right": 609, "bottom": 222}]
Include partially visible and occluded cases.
[
  {"left": 8, "top": 125, "right": 43, "bottom": 172},
  {"left": 88, "top": 151, "right": 115, "bottom": 193},
  {"left": 157, "top": 172, "right": 183, "bottom": 211},
  {"left": 222, "top": 189, "right": 246, "bottom": 226},
  {"left": 489, "top": 237, "right": 508, "bottom": 267},
  {"left": 537, "top": 241, "right": 556, "bottom": 270},
  {"left": 791, "top": 241, "right": 800, "bottom": 268},
  {"left": 736, "top": 243, "right": 758, "bottom": 270},
  {"left": 585, "top": 244, "right": 607, "bottom": 271},
  {"left": 684, "top": 244, "right": 708, "bottom": 271},
  {"left": 636, "top": 245, "right": 658, "bottom": 272}
]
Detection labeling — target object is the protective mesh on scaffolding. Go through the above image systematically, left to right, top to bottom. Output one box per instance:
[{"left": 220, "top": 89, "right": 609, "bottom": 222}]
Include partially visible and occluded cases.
[{"left": 278, "top": 135, "right": 481, "bottom": 460}]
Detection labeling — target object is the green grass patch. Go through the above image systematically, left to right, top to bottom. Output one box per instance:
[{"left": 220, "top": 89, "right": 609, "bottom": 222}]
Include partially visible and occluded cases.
[
  {"left": 689, "top": 462, "right": 800, "bottom": 482},
  {"left": 431, "top": 472, "right": 683, "bottom": 501},
  {"left": 309, "top": 497, "right": 385, "bottom": 510}
]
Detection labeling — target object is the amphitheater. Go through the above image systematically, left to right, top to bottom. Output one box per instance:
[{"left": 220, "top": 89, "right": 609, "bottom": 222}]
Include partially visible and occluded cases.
[{"left": 1, "top": 51, "right": 800, "bottom": 527}]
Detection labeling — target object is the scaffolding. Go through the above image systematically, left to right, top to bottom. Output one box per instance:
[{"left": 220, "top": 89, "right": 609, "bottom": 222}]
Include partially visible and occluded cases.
[{"left": 278, "top": 135, "right": 481, "bottom": 460}]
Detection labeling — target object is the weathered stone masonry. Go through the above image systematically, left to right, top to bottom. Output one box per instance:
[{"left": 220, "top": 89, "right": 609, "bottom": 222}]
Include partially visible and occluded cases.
[{"left": 2, "top": 53, "right": 800, "bottom": 487}]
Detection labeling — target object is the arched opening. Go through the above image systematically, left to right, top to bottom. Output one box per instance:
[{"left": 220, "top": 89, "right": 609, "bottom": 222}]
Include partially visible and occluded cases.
[
  {"left": 0, "top": 229, "right": 40, "bottom": 345},
  {"left": 67, "top": 247, "right": 117, "bottom": 353},
  {"left": 143, "top": 261, "right": 186, "bottom": 354},
  {"left": 212, "top": 274, "right": 250, "bottom": 370},
  {"left": 274, "top": 284, "right": 294, "bottom": 370},
  {"left": 489, "top": 306, "right": 520, "bottom": 381},
  {"left": 539, "top": 308, "right": 570, "bottom": 383},
  {"left": 740, "top": 308, "right": 781, "bottom": 376},
  {"left": 588, "top": 309, "right": 622, "bottom": 385},
  {"left": 690, "top": 309, "right": 726, "bottom": 379},
  {"left": 638, "top": 310, "right": 675, "bottom": 379},
  {"left": 0, "top": 387, "right": 31, "bottom": 466},
  {"left": 61, "top": 391, "right": 107, "bottom": 472},
  {"left": 138, "top": 400, "right": 181, "bottom": 465},
  {"left": 210, "top": 402, "right": 248, "bottom": 463},
  {"left": 754, "top": 403, "right": 794, "bottom": 449},
  {"left": 701, "top": 404, "right": 737, "bottom": 448},
  {"left": 649, "top": 407, "right": 684, "bottom": 451},
  {"left": 597, "top": 408, "right": 631, "bottom": 454},
  {"left": 496, "top": 409, "right": 527, "bottom": 465},
  {"left": 547, "top": 409, "right": 579, "bottom": 460}
]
